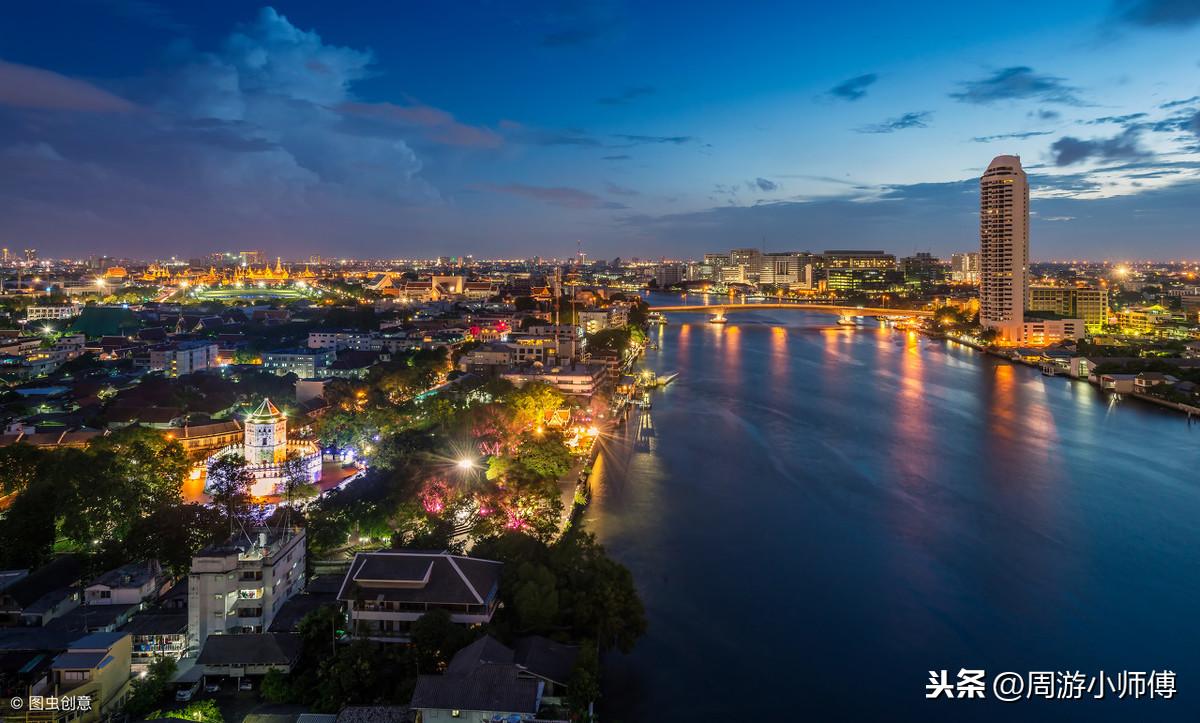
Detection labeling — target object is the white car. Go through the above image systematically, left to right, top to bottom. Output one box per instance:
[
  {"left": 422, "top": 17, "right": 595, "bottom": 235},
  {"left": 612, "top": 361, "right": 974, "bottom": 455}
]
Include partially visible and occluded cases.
[
  {"left": 238, "top": 678, "right": 253, "bottom": 691},
  {"left": 204, "top": 680, "right": 221, "bottom": 694},
  {"left": 175, "top": 682, "right": 199, "bottom": 702}
]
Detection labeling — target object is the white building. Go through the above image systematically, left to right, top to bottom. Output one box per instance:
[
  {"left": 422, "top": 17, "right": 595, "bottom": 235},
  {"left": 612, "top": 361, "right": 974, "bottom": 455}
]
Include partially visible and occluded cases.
[
  {"left": 979, "top": 155, "right": 1029, "bottom": 343},
  {"left": 26, "top": 305, "right": 80, "bottom": 321},
  {"left": 1022, "top": 317, "right": 1085, "bottom": 345},
  {"left": 307, "top": 330, "right": 381, "bottom": 351},
  {"left": 148, "top": 340, "right": 219, "bottom": 376},
  {"left": 262, "top": 348, "right": 335, "bottom": 378},
  {"left": 501, "top": 362, "right": 607, "bottom": 398},
  {"left": 205, "top": 398, "right": 321, "bottom": 498},
  {"left": 187, "top": 528, "right": 306, "bottom": 651},
  {"left": 337, "top": 550, "right": 502, "bottom": 642},
  {"left": 85, "top": 560, "right": 164, "bottom": 606}
]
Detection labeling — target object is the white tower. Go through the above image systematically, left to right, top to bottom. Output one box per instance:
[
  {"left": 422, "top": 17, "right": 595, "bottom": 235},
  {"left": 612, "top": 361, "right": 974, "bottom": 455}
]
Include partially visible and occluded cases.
[
  {"left": 980, "top": 155, "right": 1029, "bottom": 343},
  {"left": 244, "top": 398, "right": 286, "bottom": 465}
]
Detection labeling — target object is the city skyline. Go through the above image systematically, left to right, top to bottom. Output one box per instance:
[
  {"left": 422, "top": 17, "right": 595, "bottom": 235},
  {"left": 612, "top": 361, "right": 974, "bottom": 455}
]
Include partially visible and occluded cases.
[{"left": 2, "top": 1, "right": 1200, "bottom": 260}]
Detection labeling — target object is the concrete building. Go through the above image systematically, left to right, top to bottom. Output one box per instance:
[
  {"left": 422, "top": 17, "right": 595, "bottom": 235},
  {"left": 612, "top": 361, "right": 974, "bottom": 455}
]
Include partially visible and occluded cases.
[
  {"left": 979, "top": 155, "right": 1029, "bottom": 343},
  {"left": 950, "top": 252, "right": 980, "bottom": 282},
  {"left": 653, "top": 262, "right": 688, "bottom": 287},
  {"left": 1029, "top": 286, "right": 1110, "bottom": 331},
  {"left": 26, "top": 305, "right": 81, "bottom": 321},
  {"left": 1022, "top": 316, "right": 1085, "bottom": 345},
  {"left": 307, "top": 330, "right": 381, "bottom": 352},
  {"left": 148, "top": 340, "right": 219, "bottom": 376},
  {"left": 262, "top": 348, "right": 335, "bottom": 378},
  {"left": 502, "top": 362, "right": 607, "bottom": 398},
  {"left": 186, "top": 528, "right": 306, "bottom": 652},
  {"left": 84, "top": 561, "right": 164, "bottom": 607},
  {"left": 49, "top": 632, "right": 133, "bottom": 722}
]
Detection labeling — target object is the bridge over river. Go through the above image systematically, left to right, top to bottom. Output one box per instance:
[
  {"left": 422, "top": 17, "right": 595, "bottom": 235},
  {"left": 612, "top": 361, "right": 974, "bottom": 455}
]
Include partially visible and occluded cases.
[{"left": 647, "top": 303, "right": 934, "bottom": 318}]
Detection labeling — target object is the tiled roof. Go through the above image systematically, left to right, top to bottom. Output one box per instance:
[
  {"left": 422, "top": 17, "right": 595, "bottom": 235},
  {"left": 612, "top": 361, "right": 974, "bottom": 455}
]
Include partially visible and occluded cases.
[
  {"left": 337, "top": 552, "right": 501, "bottom": 607},
  {"left": 410, "top": 664, "right": 539, "bottom": 714}
]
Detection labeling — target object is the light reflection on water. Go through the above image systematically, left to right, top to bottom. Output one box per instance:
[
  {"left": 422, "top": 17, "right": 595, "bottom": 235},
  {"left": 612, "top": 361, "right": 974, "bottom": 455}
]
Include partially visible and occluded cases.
[{"left": 587, "top": 304, "right": 1200, "bottom": 723}]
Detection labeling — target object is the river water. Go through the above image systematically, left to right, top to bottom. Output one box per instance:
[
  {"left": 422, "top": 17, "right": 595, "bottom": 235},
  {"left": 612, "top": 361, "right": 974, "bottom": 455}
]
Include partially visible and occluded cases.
[{"left": 585, "top": 301, "right": 1200, "bottom": 722}]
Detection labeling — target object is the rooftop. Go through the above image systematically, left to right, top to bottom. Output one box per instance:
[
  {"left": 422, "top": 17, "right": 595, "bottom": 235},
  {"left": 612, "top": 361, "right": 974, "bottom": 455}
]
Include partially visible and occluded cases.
[{"left": 338, "top": 551, "right": 501, "bottom": 607}]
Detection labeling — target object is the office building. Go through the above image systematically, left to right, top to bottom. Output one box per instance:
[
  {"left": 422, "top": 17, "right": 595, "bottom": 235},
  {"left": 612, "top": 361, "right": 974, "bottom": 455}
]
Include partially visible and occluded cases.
[
  {"left": 950, "top": 252, "right": 980, "bottom": 282},
  {"left": 1029, "top": 286, "right": 1110, "bottom": 331},
  {"left": 262, "top": 348, "right": 335, "bottom": 378}
]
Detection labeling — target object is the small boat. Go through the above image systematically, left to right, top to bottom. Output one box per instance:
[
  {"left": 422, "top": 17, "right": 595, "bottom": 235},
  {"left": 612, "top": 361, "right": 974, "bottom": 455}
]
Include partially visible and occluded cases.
[
  {"left": 708, "top": 314, "right": 728, "bottom": 324},
  {"left": 836, "top": 315, "right": 856, "bottom": 326},
  {"left": 657, "top": 372, "right": 679, "bottom": 386}
]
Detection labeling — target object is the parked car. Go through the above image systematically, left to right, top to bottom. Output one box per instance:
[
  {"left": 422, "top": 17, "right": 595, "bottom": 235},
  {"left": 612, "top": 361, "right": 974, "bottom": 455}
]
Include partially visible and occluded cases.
[
  {"left": 238, "top": 678, "right": 253, "bottom": 691},
  {"left": 204, "top": 679, "right": 221, "bottom": 694},
  {"left": 175, "top": 680, "right": 200, "bottom": 702}
]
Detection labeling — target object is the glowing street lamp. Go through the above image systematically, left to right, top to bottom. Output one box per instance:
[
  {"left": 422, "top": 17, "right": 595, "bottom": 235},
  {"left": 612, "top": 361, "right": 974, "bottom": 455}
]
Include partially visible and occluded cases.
[{"left": 456, "top": 457, "right": 476, "bottom": 471}]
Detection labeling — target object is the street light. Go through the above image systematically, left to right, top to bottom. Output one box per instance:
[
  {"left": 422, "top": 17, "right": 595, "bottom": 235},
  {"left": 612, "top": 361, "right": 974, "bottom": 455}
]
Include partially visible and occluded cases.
[{"left": 456, "top": 457, "right": 476, "bottom": 471}]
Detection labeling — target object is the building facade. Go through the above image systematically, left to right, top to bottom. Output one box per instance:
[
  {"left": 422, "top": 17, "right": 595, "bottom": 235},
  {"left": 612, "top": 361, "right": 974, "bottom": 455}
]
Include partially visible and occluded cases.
[
  {"left": 979, "top": 155, "right": 1030, "bottom": 343},
  {"left": 262, "top": 348, "right": 335, "bottom": 378},
  {"left": 187, "top": 529, "right": 306, "bottom": 652}
]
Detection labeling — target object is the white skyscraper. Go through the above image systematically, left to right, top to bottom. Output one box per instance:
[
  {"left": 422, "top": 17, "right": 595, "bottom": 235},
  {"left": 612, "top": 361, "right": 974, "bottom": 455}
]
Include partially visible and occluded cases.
[{"left": 979, "top": 155, "right": 1029, "bottom": 343}]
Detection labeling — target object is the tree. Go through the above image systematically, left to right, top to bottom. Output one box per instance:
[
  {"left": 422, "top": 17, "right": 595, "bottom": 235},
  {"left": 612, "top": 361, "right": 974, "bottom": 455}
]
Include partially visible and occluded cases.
[
  {"left": 586, "top": 327, "right": 632, "bottom": 357},
  {"left": 503, "top": 382, "right": 564, "bottom": 430},
  {"left": 516, "top": 431, "right": 572, "bottom": 481},
  {"left": 0, "top": 444, "right": 44, "bottom": 496},
  {"left": 281, "top": 451, "right": 320, "bottom": 509},
  {"left": 206, "top": 455, "right": 253, "bottom": 533},
  {"left": 0, "top": 476, "right": 59, "bottom": 568},
  {"left": 125, "top": 503, "right": 226, "bottom": 576},
  {"left": 550, "top": 531, "right": 647, "bottom": 653},
  {"left": 511, "top": 561, "right": 559, "bottom": 633},
  {"left": 410, "top": 608, "right": 476, "bottom": 672},
  {"left": 566, "top": 641, "right": 601, "bottom": 721},
  {"left": 124, "top": 657, "right": 177, "bottom": 717},
  {"left": 260, "top": 667, "right": 291, "bottom": 703},
  {"left": 148, "top": 699, "right": 223, "bottom": 723}
]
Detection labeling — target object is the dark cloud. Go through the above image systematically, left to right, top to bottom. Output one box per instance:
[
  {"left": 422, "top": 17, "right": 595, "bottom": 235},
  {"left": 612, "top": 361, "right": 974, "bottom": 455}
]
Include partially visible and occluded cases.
[
  {"left": 98, "top": 0, "right": 188, "bottom": 32},
  {"left": 538, "top": 0, "right": 625, "bottom": 47},
  {"left": 1113, "top": 0, "right": 1200, "bottom": 27},
  {"left": 0, "top": 7, "right": 441, "bottom": 257},
  {"left": 0, "top": 59, "right": 137, "bottom": 112},
  {"left": 950, "top": 67, "right": 1084, "bottom": 106},
  {"left": 828, "top": 73, "right": 878, "bottom": 101},
  {"left": 598, "top": 86, "right": 655, "bottom": 105},
  {"left": 1160, "top": 96, "right": 1200, "bottom": 109},
  {"left": 339, "top": 101, "right": 502, "bottom": 148},
  {"left": 1032, "top": 109, "right": 1061, "bottom": 121},
  {"left": 855, "top": 111, "right": 932, "bottom": 134},
  {"left": 1083, "top": 112, "right": 1148, "bottom": 125},
  {"left": 499, "top": 121, "right": 602, "bottom": 147},
  {"left": 1049, "top": 128, "right": 1150, "bottom": 165},
  {"left": 971, "top": 130, "right": 1054, "bottom": 143},
  {"left": 611, "top": 133, "right": 696, "bottom": 145},
  {"left": 601, "top": 154, "right": 631, "bottom": 161},
  {"left": 621, "top": 170, "right": 1200, "bottom": 259},
  {"left": 748, "top": 177, "right": 778, "bottom": 192},
  {"left": 605, "top": 182, "right": 639, "bottom": 196},
  {"left": 482, "top": 183, "right": 625, "bottom": 209}
]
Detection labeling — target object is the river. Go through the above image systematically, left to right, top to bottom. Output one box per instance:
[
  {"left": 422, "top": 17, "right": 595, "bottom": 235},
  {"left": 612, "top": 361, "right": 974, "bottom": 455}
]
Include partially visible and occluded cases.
[{"left": 585, "top": 302, "right": 1200, "bottom": 722}]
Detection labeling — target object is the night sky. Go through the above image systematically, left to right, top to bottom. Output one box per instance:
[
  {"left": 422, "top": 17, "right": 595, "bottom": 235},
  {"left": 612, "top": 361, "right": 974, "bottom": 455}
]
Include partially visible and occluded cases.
[{"left": 1, "top": 0, "right": 1198, "bottom": 260}]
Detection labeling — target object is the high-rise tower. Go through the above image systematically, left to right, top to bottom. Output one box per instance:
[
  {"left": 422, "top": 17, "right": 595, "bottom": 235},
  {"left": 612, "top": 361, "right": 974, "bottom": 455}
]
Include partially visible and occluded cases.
[{"left": 979, "top": 155, "right": 1029, "bottom": 343}]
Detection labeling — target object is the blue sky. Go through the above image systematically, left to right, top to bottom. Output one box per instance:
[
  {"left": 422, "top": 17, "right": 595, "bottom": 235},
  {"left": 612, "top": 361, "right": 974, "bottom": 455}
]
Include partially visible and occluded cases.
[{"left": 1, "top": 0, "right": 1198, "bottom": 260}]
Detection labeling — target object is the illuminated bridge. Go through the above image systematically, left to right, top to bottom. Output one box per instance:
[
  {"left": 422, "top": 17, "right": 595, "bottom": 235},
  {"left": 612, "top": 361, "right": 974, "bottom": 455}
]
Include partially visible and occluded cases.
[{"left": 648, "top": 303, "right": 934, "bottom": 318}]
